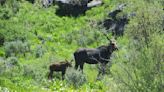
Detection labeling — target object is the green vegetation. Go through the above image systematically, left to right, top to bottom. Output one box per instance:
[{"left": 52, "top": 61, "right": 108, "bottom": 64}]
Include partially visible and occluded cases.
[{"left": 0, "top": 0, "right": 163, "bottom": 91}]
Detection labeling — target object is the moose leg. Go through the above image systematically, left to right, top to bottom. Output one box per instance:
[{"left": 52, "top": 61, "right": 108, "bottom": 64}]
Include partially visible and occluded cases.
[
  {"left": 75, "top": 63, "right": 79, "bottom": 70},
  {"left": 80, "top": 63, "right": 84, "bottom": 73},
  {"left": 96, "top": 63, "right": 106, "bottom": 80},
  {"left": 97, "top": 63, "right": 101, "bottom": 80},
  {"left": 102, "top": 63, "right": 106, "bottom": 75},
  {"left": 102, "top": 66, "right": 106, "bottom": 75},
  {"left": 61, "top": 71, "right": 65, "bottom": 80}
]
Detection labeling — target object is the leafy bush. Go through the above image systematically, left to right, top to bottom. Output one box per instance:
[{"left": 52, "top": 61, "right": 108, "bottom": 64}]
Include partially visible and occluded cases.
[
  {"left": 110, "top": 1, "right": 164, "bottom": 92},
  {"left": 0, "top": 8, "right": 12, "bottom": 19},
  {"left": 65, "top": 27, "right": 104, "bottom": 47},
  {"left": 0, "top": 33, "right": 4, "bottom": 46},
  {"left": 112, "top": 36, "right": 163, "bottom": 92},
  {"left": 4, "top": 40, "right": 30, "bottom": 57},
  {"left": 35, "top": 45, "right": 45, "bottom": 58},
  {"left": 0, "top": 56, "right": 24, "bottom": 78},
  {"left": 6, "top": 56, "right": 19, "bottom": 66},
  {"left": 0, "top": 57, "right": 6, "bottom": 75},
  {"left": 0, "top": 57, "right": 20, "bottom": 72},
  {"left": 22, "top": 57, "right": 50, "bottom": 82},
  {"left": 23, "top": 64, "right": 47, "bottom": 82},
  {"left": 23, "top": 65, "right": 35, "bottom": 77},
  {"left": 65, "top": 68, "right": 87, "bottom": 88},
  {"left": 0, "top": 86, "right": 10, "bottom": 92}
]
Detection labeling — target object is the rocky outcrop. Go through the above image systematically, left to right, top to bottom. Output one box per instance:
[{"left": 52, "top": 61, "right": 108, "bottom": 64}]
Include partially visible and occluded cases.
[{"left": 55, "top": 0, "right": 103, "bottom": 17}]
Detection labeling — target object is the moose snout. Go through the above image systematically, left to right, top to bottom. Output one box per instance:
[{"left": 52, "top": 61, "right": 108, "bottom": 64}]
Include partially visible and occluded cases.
[
  {"left": 114, "top": 46, "right": 118, "bottom": 51},
  {"left": 116, "top": 47, "right": 118, "bottom": 50}
]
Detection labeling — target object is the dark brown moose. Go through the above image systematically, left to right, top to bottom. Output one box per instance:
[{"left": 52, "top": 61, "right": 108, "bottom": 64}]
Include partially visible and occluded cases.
[
  {"left": 74, "top": 38, "right": 118, "bottom": 77},
  {"left": 48, "top": 60, "right": 72, "bottom": 80}
]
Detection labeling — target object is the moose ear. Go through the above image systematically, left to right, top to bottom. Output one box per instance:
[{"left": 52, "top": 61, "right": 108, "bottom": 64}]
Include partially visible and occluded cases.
[
  {"left": 110, "top": 37, "right": 116, "bottom": 43},
  {"left": 110, "top": 39, "right": 112, "bottom": 43},
  {"left": 65, "top": 59, "right": 68, "bottom": 62},
  {"left": 70, "top": 59, "right": 73, "bottom": 63}
]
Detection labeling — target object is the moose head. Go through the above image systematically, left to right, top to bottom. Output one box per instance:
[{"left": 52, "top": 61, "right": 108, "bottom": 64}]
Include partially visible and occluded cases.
[
  {"left": 102, "top": 32, "right": 118, "bottom": 51},
  {"left": 109, "top": 39, "right": 118, "bottom": 52}
]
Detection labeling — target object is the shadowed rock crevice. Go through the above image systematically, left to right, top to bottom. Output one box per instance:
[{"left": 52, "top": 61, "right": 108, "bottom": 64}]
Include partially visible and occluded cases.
[
  {"left": 28, "top": 0, "right": 102, "bottom": 17},
  {"left": 53, "top": 0, "right": 103, "bottom": 17},
  {"left": 55, "top": 0, "right": 103, "bottom": 17},
  {"left": 55, "top": 1, "right": 89, "bottom": 17}
]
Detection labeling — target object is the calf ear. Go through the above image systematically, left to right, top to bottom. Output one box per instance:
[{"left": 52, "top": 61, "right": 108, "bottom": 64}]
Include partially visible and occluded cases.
[
  {"left": 65, "top": 59, "right": 68, "bottom": 62},
  {"left": 70, "top": 59, "right": 73, "bottom": 63}
]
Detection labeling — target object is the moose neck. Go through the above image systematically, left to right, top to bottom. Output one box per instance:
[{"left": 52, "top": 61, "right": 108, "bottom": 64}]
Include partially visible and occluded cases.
[{"left": 108, "top": 45, "right": 115, "bottom": 54}]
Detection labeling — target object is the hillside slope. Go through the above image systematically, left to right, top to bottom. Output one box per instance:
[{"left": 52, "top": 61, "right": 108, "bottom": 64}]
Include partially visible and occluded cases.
[{"left": 0, "top": 0, "right": 163, "bottom": 91}]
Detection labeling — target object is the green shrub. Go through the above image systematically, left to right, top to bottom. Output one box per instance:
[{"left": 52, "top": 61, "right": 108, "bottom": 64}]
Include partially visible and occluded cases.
[
  {"left": 111, "top": 1, "right": 164, "bottom": 92},
  {"left": 0, "top": 8, "right": 12, "bottom": 19},
  {"left": 65, "top": 27, "right": 104, "bottom": 47},
  {"left": 0, "top": 33, "right": 4, "bottom": 46},
  {"left": 4, "top": 40, "right": 30, "bottom": 57},
  {"left": 35, "top": 45, "right": 45, "bottom": 58},
  {"left": 6, "top": 56, "right": 19, "bottom": 66},
  {"left": 0, "top": 57, "right": 6, "bottom": 75},
  {"left": 0, "top": 57, "right": 23, "bottom": 78},
  {"left": 0, "top": 57, "right": 20, "bottom": 72},
  {"left": 22, "top": 61, "right": 48, "bottom": 82},
  {"left": 23, "top": 65, "right": 35, "bottom": 77},
  {"left": 23, "top": 65, "right": 42, "bottom": 81},
  {"left": 65, "top": 68, "right": 87, "bottom": 88},
  {"left": 0, "top": 86, "right": 10, "bottom": 92}
]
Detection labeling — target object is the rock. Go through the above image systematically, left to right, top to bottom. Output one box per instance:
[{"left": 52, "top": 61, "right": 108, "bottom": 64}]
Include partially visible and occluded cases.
[{"left": 87, "top": 0, "right": 102, "bottom": 8}]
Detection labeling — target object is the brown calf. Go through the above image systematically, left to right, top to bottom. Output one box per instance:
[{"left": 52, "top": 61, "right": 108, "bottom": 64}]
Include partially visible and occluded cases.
[{"left": 48, "top": 60, "right": 72, "bottom": 80}]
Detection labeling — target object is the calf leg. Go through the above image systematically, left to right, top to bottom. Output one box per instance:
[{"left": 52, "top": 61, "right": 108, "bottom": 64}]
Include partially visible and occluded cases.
[
  {"left": 48, "top": 70, "right": 53, "bottom": 80},
  {"left": 96, "top": 70, "right": 101, "bottom": 80}
]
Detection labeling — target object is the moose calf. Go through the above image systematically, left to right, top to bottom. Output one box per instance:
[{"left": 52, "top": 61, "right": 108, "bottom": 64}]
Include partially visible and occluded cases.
[{"left": 48, "top": 60, "right": 72, "bottom": 80}]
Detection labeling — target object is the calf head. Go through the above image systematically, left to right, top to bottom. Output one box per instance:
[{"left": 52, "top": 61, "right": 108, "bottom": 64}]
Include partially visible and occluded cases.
[{"left": 65, "top": 59, "right": 72, "bottom": 67}]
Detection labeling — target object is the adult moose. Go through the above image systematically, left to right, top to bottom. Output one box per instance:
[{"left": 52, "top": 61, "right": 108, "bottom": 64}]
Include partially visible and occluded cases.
[
  {"left": 74, "top": 34, "right": 118, "bottom": 77},
  {"left": 48, "top": 60, "right": 72, "bottom": 80}
]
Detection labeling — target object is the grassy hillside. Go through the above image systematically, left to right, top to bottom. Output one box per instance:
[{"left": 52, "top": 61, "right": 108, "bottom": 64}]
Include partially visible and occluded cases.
[{"left": 0, "top": 0, "right": 163, "bottom": 91}]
